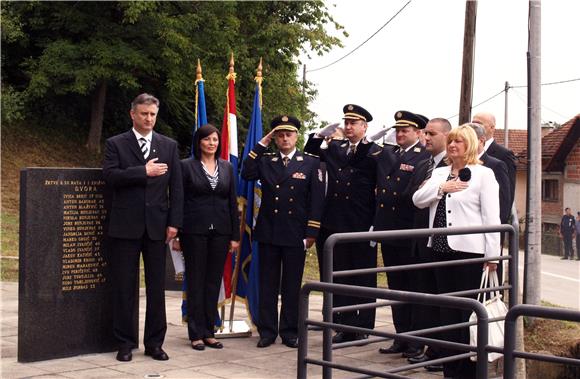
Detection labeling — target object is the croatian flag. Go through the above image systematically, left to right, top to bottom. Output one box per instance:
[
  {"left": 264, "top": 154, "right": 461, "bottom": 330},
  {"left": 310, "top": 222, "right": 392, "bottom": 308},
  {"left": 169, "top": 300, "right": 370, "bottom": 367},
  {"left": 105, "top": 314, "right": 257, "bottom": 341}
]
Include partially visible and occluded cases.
[{"left": 217, "top": 55, "right": 238, "bottom": 308}]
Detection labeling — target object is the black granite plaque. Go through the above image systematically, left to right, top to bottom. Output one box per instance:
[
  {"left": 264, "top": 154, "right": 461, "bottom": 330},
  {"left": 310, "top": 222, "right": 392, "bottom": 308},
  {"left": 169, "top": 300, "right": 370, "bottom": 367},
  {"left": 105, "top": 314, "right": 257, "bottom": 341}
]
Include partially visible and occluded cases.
[{"left": 18, "top": 168, "right": 116, "bottom": 362}]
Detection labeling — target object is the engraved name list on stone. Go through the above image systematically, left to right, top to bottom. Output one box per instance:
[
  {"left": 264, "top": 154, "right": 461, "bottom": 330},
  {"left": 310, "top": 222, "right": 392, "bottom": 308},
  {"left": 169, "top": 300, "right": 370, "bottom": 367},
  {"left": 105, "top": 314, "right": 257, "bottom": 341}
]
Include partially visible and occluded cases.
[{"left": 44, "top": 179, "right": 107, "bottom": 291}]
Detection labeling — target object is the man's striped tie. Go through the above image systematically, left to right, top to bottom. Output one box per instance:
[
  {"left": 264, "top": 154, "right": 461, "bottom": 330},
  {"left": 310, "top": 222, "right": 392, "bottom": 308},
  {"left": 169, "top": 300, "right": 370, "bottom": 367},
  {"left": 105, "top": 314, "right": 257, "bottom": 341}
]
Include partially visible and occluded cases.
[{"left": 139, "top": 137, "right": 149, "bottom": 159}]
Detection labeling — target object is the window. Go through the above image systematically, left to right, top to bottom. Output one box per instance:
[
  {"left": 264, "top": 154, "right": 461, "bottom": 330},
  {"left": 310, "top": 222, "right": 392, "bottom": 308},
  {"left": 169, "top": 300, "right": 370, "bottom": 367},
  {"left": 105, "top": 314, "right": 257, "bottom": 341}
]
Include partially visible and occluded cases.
[{"left": 542, "top": 179, "right": 559, "bottom": 201}]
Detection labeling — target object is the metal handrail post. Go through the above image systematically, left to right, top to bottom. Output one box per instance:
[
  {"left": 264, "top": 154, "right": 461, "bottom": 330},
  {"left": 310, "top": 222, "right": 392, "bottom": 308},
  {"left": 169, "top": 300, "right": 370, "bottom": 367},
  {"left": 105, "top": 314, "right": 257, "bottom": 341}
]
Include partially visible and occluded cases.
[
  {"left": 509, "top": 219, "right": 519, "bottom": 309},
  {"left": 322, "top": 233, "right": 338, "bottom": 379},
  {"left": 297, "top": 284, "right": 311, "bottom": 379},
  {"left": 504, "top": 304, "right": 580, "bottom": 378}
]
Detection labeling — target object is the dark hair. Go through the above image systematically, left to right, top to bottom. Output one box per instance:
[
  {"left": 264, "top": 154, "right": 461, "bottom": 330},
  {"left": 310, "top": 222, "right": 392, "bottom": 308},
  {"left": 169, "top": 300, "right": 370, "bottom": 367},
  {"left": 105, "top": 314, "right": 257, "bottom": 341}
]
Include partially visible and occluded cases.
[
  {"left": 131, "top": 93, "right": 159, "bottom": 110},
  {"left": 192, "top": 124, "right": 221, "bottom": 159}
]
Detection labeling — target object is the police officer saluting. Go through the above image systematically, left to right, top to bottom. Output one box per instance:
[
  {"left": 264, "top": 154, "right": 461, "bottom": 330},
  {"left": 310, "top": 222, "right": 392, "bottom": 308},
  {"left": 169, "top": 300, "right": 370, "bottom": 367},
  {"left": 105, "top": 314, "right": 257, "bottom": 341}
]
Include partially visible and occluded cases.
[
  {"left": 304, "top": 104, "right": 382, "bottom": 343},
  {"left": 376, "top": 111, "right": 430, "bottom": 358},
  {"left": 241, "top": 115, "right": 324, "bottom": 348}
]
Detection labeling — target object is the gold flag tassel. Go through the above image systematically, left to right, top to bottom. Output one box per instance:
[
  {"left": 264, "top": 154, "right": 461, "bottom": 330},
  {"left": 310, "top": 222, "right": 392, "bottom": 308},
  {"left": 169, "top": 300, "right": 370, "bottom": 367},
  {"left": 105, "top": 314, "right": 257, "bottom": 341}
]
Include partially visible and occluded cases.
[{"left": 194, "top": 59, "right": 204, "bottom": 129}]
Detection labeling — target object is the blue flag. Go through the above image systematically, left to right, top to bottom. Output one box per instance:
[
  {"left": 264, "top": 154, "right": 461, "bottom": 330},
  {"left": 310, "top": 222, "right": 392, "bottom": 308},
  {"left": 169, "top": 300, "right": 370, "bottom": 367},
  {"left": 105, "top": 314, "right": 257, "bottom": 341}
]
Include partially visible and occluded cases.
[
  {"left": 181, "top": 61, "right": 209, "bottom": 322},
  {"left": 236, "top": 82, "right": 263, "bottom": 324}
]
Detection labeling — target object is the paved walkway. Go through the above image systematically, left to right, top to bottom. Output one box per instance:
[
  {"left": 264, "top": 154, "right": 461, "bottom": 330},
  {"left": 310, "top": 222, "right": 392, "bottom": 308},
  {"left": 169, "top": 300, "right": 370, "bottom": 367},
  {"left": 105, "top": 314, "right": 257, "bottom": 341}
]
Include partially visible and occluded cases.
[{"left": 1, "top": 281, "right": 448, "bottom": 379}]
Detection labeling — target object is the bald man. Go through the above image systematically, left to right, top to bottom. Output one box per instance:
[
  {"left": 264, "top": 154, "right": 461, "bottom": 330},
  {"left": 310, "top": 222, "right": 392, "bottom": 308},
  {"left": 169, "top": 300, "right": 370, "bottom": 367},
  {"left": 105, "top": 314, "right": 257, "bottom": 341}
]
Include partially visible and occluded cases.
[{"left": 472, "top": 112, "right": 516, "bottom": 213}]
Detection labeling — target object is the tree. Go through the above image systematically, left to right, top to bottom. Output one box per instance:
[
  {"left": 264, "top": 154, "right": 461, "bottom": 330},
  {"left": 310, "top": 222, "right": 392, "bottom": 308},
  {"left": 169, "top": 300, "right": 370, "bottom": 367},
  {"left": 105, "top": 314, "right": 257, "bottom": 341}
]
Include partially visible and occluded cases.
[{"left": 2, "top": 1, "right": 344, "bottom": 155}]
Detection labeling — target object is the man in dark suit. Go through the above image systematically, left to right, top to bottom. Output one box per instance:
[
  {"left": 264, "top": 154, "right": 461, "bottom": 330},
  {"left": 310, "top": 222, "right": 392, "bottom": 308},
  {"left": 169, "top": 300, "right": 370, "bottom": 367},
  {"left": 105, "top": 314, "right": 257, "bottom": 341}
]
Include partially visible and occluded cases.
[
  {"left": 103, "top": 93, "right": 183, "bottom": 362},
  {"left": 304, "top": 104, "right": 382, "bottom": 343},
  {"left": 376, "top": 111, "right": 430, "bottom": 358},
  {"left": 472, "top": 112, "right": 516, "bottom": 210},
  {"left": 241, "top": 115, "right": 324, "bottom": 348},
  {"left": 403, "top": 118, "right": 452, "bottom": 371},
  {"left": 469, "top": 123, "right": 511, "bottom": 224}
]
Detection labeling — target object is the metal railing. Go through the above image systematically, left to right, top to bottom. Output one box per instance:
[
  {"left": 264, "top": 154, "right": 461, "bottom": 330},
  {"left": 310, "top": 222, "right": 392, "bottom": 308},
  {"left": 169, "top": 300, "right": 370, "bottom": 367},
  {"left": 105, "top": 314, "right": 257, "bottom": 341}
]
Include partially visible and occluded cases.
[
  {"left": 299, "top": 224, "right": 518, "bottom": 379},
  {"left": 298, "top": 281, "right": 491, "bottom": 379},
  {"left": 503, "top": 304, "right": 580, "bottom": 378}
]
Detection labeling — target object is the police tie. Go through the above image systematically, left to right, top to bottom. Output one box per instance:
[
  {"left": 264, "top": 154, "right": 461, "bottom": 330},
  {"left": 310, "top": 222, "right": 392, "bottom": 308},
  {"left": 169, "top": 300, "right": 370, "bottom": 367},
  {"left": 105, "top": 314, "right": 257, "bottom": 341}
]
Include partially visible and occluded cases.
[
  {"left": 139, "top": 137, "right": 149, "bottom": 159},
  {"left": 347, "top": 143, "right": 356, "bottom": 158},
  {"left": 397, "top": 146, "right": 405, "bottom": 156},
  {"left": 283, "top": 156, "right": 290, "bottom": 167},
  {"left": 425, "top": 157, "right": 435, "bottom": 180}
]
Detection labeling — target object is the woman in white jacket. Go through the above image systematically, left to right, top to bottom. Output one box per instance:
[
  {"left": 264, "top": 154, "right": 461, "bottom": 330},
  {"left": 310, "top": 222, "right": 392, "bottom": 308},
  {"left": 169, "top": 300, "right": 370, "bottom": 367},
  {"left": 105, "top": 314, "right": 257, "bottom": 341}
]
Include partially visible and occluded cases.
[{"left": 412, "top": 124, "right": 500, "bottom": 378}]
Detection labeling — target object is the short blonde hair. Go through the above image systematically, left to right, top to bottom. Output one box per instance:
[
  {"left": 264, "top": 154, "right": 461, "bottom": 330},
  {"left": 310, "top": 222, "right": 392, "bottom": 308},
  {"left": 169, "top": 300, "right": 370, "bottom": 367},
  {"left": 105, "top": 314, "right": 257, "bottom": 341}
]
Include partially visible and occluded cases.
[{"left": 445, "top": 124, "right": 481, "bottom": 165}]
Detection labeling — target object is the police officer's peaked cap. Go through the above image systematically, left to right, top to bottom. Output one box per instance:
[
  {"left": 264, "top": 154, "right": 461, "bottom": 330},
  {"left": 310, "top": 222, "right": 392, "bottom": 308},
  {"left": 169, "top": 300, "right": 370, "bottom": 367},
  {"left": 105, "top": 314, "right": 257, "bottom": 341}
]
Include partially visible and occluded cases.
[
  {"left": 342, "top": 104, "right": 373, "bottom": 122},
  {"left": 393, "top": 110, "right": 429, "bottom": 129},
  {"left": 271, "top": 115, "right": 301, "bottom": 132}
]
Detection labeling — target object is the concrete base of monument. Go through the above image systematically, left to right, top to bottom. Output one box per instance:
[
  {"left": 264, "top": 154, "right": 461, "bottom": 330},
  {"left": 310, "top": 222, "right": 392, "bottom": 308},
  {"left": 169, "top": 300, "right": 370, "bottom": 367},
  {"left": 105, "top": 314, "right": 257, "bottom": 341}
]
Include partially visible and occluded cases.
[{"left": 215, "top": 320, "right": 253, "bottom": 338}]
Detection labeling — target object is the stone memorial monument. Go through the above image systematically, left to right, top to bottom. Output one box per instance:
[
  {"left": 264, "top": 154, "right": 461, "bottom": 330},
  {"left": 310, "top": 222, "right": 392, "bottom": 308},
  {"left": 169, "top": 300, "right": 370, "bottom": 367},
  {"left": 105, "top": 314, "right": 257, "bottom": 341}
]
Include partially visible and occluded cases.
[{"left": 18, "top": 168, "right": 116, "bottom": 362}]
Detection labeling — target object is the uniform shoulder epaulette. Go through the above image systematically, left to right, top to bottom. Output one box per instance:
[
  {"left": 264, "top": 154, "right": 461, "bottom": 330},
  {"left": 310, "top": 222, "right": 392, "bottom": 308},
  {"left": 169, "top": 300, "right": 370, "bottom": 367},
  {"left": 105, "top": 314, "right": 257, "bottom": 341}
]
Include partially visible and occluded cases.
[
  {"left": 331, "top": 137, "right": 347, "bottom": 141},
  {"left": 371, "top": 149, "right": 382, "bottom": 156},
  {"left": 303, "top": 151, "right": 319, "bottom": 158}
]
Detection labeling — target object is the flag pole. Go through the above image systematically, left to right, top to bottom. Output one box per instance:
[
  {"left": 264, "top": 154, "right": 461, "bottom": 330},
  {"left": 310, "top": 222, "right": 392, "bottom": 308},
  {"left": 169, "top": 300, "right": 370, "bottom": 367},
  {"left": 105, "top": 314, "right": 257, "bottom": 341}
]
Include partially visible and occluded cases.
[
  {"left": 227, "top": 52, "right": 241, "bottom": 331},
  {"left": 228, "top": 57, "right": 263, "bottom": 332}
]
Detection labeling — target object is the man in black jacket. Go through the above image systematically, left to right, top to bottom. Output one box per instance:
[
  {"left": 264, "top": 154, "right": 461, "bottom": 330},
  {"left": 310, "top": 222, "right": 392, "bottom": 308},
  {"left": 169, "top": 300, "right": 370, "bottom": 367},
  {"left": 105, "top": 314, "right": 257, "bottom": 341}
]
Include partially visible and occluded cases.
[
  {"left": 103, "top": 93, "right": 183, "bottom": 362},
  {"left": 304, "top": 104, "right": 382, "bottom": 343},
  {"left": 376, "top": 111, "right": 430, "bottom": 358},
  {"left": 472, "top": 112, "right": 516, "bottom": 210},
  {"left": 241, "top": 115, "right": 324, "bottom": 348},
  {"left": 403, "top": 118, "right": 451, "bottom": 371},
  {"left": 469, "top": 123, "right": 511, "bottom": 224}
]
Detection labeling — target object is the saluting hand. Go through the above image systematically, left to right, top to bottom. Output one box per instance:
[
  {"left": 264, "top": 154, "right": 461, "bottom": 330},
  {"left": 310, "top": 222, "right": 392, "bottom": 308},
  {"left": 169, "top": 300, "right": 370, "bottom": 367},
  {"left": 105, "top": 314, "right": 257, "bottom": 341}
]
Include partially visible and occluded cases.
[
  {"left": 317, "top": 122, "right": 340, "bottom": 138},
  {"left": 259, "top": 130, "right": 275, "bottom": 146},
  {"left": 146, "top": 158, "right": 168, "bottom": 177}
]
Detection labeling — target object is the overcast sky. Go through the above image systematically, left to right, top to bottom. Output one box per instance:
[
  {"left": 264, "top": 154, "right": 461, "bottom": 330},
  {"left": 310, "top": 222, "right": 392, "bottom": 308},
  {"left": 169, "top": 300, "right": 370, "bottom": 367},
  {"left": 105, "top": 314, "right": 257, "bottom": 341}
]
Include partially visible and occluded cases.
[{"left": 301, "top": 0, "right": 579, "bottom": 135}]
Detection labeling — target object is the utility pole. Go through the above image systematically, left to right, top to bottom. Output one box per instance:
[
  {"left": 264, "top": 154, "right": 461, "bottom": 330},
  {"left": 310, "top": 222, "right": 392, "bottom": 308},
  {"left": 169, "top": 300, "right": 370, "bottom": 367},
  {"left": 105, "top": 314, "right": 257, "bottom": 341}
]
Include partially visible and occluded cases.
[
  {"left": 524, "top": 0, "right": 541, "bottom": 311},
  {"left": 458, "top": 1, "right": 477, "bottom": 124},
  {"left": 504, "top": 81, "right": 509, "bottom": 148}
]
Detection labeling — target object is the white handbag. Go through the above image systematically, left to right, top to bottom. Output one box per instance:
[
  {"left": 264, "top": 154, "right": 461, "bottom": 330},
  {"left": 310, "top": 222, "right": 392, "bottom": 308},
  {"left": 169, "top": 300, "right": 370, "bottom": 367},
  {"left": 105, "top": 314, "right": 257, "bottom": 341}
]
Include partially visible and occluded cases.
[{"left": 469, "top": 267, "right": 508, "bottom": 362}]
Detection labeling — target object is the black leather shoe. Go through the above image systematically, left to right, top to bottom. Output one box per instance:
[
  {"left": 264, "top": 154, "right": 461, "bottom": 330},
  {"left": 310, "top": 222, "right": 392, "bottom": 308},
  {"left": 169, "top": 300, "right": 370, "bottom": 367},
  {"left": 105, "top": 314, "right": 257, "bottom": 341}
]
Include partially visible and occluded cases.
[
  {"left": 561, "top": 256, "right": 569, "bottom": 260},
  {"left": 332, "top": 332, "right": 356, "bottom": 343},
  {"left": 257, "top": 337, "right": 276, "bottom": 348},
  {"left": 282, "top": 338, "right": 299, "bottom": 348},
  {"left": 203, "top": 339, "right": 223, "bottom": 349},
  {"left": 191, "top": 342, "right": 205, "bottom": 351},
  {"left": 379, "top": 343, "right": 405, "bottom": 354},
  {"left": 144, "top": 347, "right": 169, "bottom": 361},
  {"left": 402, "top": 347, "right": 423, "bottom": 358},
  {"left": 116, "top": 348, "right": 132, "bottom": 362},
  {"left": 407, "top": 353, "right": 430, "bottom": 364},
  {"left": 425, "top": 364, "right": 444, "bottom": 372}
]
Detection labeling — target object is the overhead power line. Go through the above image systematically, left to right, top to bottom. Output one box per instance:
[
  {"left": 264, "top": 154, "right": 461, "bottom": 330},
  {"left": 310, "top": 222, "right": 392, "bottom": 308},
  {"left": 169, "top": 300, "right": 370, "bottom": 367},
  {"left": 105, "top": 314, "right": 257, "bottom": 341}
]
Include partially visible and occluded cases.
[
  {"left": 306, "top": 0, "right": 412, "bottom": 73},
  {"left": 447, "top": 77, "right": 579, "bottom": 119},
  {"left": 511, "top": 77, "right": 580, "bottom": 88}
]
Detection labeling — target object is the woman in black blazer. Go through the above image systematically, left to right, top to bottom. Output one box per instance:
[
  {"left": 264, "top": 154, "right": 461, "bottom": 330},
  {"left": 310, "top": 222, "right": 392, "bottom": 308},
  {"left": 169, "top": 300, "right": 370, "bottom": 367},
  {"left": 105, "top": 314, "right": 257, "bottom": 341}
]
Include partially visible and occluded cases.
[{"left": 175, "top": 124, "right": 240, "bottom": 350}]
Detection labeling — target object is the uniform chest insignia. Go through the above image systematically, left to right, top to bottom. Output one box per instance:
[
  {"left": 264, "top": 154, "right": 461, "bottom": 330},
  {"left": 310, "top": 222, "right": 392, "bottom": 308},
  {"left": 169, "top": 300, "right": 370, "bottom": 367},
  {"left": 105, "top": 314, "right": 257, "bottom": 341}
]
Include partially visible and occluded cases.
[
  {"left": 340, "top": 143, "right": 347, "bottom": 148},
  {"left": 413, "top": 147, "right": 421, "bottom": 153},
  {"left": 296, "top": 156, "right": 303, "bottom": 161},
  {"left": 271, "top": 157, "right": 279, "bottom": 162},
  {"left": 399, "top": 163, "right": 415, "bottom": 172},
  {"left": 318, "top": 169, "right": 324, "bottom": 182},
  {"left": 292, "top": 172, "right": 306, "bottom": 179}
]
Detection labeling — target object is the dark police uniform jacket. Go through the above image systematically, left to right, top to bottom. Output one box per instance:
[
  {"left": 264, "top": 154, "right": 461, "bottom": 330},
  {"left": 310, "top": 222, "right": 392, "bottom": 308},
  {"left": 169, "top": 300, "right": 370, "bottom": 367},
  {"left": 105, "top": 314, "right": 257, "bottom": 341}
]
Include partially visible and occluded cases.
[
  {"left": 304, "top": 135, "right": 381, "bottom": 233},
  {"left": 373, "top": 142, "right": 429, "bottom": 246},
  {"left": 241, "top": 143, "right": 324, "bottom": 247}
]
